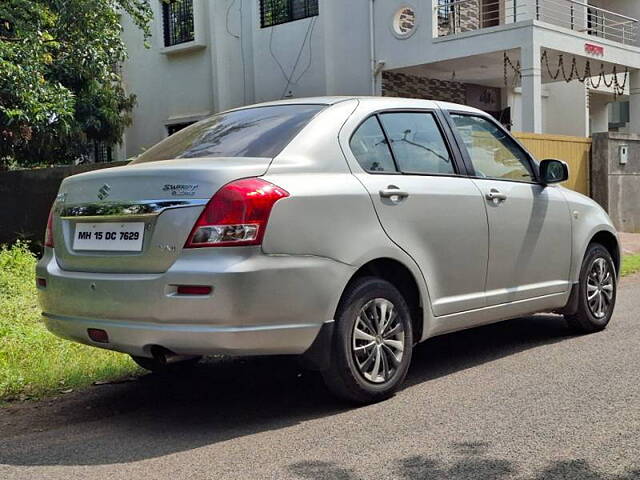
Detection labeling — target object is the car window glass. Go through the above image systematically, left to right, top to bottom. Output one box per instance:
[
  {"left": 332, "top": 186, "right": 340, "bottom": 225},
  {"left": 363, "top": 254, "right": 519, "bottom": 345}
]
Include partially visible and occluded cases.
[
  {"left": 132, "top": 105, "right": 325, "bottom": 163},
  {"left": 379, "top": 112, "right": 454, "bottom": 175},
  {"left": 450, "top": 114, "right": 534, "bottom": 182},
  {"left": 349, "top": 117, "right": 397, "bottom": 173}
]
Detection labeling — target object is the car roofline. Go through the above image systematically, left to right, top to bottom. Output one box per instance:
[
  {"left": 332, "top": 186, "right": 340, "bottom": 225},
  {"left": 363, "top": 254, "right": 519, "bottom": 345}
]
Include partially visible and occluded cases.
[{"left": 215, "top": 96, "right": 488, "bottom": 117}]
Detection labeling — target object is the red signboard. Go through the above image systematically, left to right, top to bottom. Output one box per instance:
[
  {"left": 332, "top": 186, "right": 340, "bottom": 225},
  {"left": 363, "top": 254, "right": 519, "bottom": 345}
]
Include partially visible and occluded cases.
[{"left": 585, "top": 43, "right": 605, "bottom": 56}]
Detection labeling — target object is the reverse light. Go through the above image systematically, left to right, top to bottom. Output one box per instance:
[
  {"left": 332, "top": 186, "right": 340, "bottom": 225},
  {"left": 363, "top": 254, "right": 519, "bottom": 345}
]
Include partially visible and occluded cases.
[
  {"left": 185, "top": 178, "right": 289, "bottom": 248},
  {"left": 44, "top": 206, "right": 55, "bottom": 248}
]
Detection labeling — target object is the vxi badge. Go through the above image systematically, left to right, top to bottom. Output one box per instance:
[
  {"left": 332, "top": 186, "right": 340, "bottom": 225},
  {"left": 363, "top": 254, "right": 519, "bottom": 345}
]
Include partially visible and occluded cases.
[{"left": 163, "top": 184, "right": 199, "bottom": 197}]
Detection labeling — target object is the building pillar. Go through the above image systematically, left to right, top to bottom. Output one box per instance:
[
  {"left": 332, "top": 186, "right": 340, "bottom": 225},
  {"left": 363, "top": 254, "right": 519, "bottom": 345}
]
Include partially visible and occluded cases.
[
  {"left": 520, "top": 44, "right": 543, "bottom": 133},
  {"left": 629, "top": 69, "right": 640, "bottom": 134},
  {"left": 590, "top": 93, "right": 609, "bottom": 134}
]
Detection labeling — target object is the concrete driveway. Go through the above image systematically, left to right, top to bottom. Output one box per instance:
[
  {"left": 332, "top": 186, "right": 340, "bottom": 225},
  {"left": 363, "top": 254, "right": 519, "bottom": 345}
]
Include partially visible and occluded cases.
[{"left": 1, "top": 278, "right": 639, "bottom": 479}]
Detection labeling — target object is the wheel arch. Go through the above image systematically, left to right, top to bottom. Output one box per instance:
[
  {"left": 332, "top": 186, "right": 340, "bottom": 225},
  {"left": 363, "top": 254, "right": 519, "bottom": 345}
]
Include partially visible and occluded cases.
[
  {"left": 589, "top": 230, "right": 621, "bottom": 277},
  {"left": 336, "top": 258, "right": 425, "bottom": 344}
]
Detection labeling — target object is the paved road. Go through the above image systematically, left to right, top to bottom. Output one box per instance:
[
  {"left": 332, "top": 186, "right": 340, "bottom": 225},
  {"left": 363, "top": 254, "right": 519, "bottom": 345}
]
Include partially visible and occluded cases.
[{"left": 1, "top": 279, "right": 639, "bottom": 480}]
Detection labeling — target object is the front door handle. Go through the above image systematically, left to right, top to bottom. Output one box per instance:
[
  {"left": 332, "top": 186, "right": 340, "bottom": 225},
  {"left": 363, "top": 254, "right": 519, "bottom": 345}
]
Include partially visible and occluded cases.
[
  {"left": 379, "top": 186, "right": 409, "bottom": 200},
  {"left": 486, "top": 188, "right": 507, "bottom": 202}
]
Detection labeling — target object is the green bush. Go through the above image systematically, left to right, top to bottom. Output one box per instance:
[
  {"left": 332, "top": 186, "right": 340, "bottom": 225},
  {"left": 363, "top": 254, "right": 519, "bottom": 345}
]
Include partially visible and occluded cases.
[{"left": 0, "top": 242, "right": 138, "bottom": 402}]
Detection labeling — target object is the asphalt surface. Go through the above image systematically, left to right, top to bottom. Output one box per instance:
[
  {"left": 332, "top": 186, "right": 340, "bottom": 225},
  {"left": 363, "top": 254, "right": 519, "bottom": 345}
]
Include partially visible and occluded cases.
[{"left": 1, "top": 279, "right": 639, "bottom": 480}]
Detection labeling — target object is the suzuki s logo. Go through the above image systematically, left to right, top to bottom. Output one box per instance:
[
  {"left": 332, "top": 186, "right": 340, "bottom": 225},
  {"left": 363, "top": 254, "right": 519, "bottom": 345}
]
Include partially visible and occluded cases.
[{"left": 97, "top": 184, "right": 111, "bottom": 200}]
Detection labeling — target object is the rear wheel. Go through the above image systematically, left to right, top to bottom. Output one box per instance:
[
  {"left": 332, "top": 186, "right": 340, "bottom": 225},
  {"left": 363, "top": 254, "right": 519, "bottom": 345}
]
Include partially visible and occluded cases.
[
  {"left": 566, "top": 243, "right": 617, "bottom": 333},
  {"left": 322, "top": 277, "right": 413, "bottom": 404},
  {"left": 130, "top": 354, "right": 202, "bottom": 373}
]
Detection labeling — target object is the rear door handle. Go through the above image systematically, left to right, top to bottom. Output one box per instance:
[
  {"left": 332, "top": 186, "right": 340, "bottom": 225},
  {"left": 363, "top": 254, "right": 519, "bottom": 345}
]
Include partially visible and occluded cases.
[
  {"left": 379, "top": 187, "right": 409, "bottom": 200},
  {"left": 486, "top": 189, "right": 507, "bottom": 202}
]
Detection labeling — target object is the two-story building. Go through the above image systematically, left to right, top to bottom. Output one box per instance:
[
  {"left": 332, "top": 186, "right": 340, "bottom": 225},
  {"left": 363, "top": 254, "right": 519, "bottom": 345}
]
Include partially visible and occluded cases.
[{"left": 117, "top": 0, "right": 640, "bottom": 160}]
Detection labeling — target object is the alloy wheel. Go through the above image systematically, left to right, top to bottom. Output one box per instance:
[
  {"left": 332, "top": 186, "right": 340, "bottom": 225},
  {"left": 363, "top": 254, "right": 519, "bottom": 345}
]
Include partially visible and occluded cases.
[
  {"left": 586, "top": 257, "right": 614, "bottom": 319},
  {"left": 352, "top": 298, "right": 405, "bottom": 384}
]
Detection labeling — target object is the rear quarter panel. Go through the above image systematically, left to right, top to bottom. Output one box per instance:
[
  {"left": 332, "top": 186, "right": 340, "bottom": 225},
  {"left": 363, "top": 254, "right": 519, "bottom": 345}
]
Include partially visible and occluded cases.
[
  {"left": 261, "top": 100, "right": 433, "bottom": 339},
  {"left": 262, "top": 171, "right": 432, "bottom": 339}
]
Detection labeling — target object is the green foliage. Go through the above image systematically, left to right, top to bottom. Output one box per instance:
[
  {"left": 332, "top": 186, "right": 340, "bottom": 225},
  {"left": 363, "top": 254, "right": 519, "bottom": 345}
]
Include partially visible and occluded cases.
[
  {"left": 0, "top": 0, "right": 153, "bottom": 168},
  {"left": 0, "top": 242, "right": 138, "bottom": 402},
  {"left": 621, "top": 254, "right": 640, "bottom": 278}
]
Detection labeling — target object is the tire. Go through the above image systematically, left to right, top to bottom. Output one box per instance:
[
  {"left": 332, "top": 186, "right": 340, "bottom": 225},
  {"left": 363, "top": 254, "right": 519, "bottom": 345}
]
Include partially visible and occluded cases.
[
  {"left": 566, "top": 243, "right": 617, "bottom": 333},
  {"left": 322, "top": 277, "right": 414, "bottom": 404},
  {"left": 130, "top": 354, "right": 202, "bottom": 373}
]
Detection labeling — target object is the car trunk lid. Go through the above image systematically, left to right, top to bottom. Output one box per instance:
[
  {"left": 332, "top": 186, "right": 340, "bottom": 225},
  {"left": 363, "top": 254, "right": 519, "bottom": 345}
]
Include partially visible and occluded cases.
[{"left": 51, "top": 157, "right": 271, "bottom": 273}]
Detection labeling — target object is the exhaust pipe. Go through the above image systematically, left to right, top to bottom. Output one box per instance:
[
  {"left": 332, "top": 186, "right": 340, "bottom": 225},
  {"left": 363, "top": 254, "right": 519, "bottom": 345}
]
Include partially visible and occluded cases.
[{"left": 150, "top": 346, "right": 199, "bottom": 365}]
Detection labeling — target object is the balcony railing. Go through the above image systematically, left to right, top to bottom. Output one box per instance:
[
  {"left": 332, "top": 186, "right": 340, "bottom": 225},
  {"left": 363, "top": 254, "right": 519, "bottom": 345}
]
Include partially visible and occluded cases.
[{"left": 436, "top": 0, "right": 639, "bottom": 45}]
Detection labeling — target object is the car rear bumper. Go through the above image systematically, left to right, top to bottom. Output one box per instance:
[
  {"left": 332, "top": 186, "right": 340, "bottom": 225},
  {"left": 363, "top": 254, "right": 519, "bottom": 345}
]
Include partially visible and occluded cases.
[
  {"left": 36, "top": 248, "right": 353, "bottom": 357},
  {"left": 42, "top": 313, "right": 326, "bottom": 357}
]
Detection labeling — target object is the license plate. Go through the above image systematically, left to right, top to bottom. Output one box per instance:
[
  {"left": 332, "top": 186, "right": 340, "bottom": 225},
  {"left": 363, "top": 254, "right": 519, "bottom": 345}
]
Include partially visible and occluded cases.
[{"left": 73, "top": 222, "right": 145, "bottom": 252}]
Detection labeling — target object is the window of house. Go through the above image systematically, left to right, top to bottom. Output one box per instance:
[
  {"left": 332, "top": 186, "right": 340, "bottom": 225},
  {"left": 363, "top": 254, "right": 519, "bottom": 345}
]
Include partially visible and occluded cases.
[
  {"left": 162, "top": 0, "right": 195, "bottom": 47},
  {"left": 260, "top": 0, "right": 319, "bottom": 28},
  {"left": 392, "top": 7, "right": 417, "bottom": 38},
  {"left": 379, "top": 112, "right": 455, "bottom": 175},
  {"left": 450, "top": 114, "right": 534, "bottom": 182},
  {"left": 167, "top": 122, "right": 195, "bottom": 136},
  {"left": 93, "top": 142, "right": 113, "bottom": 163}
]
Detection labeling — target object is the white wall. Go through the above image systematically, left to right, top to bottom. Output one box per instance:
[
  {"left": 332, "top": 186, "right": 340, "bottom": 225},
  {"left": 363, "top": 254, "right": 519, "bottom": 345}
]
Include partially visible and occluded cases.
[
  {"left": 121, "top": 0, "right": 374, "bottom": 157},
  {"left": 121, "top": 0, "right": 214, "bottom": 158},
  {"left": 507, "top": 80, "right": 588, "bottom": 136},
  {"left": 544, "top": 81, "right": 589, "bottom": 136}
]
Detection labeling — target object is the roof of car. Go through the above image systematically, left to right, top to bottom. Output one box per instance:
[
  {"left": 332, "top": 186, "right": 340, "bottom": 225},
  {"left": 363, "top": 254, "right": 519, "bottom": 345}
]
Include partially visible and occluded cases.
[{"left": 229, "top": 96, "right": 485, "bottom": 115}]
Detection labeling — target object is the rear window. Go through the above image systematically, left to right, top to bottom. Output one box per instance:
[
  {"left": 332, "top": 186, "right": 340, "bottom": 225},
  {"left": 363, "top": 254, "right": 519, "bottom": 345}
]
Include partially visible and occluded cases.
[{"left": 132, "top": 104, "right": 325, "bottom": 164}]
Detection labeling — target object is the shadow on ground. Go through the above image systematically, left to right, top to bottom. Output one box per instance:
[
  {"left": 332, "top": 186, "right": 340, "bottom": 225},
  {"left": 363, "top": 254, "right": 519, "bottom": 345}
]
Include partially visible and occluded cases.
[
  {"left": 0, "top": 314, "right": 586, "bottom": 468},
  {"left": 288, "top": 442, "right": 640, "bottom": 479}
]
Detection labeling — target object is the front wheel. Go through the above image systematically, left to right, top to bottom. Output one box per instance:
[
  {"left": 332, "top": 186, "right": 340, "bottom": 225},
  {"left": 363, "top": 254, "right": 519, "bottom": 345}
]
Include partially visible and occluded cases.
[
  {"left": 566, "top": 243, "right": 617, "bottom": 333},
  {"left": 322, "top": 277, "right": 413, "bottom": 404}
]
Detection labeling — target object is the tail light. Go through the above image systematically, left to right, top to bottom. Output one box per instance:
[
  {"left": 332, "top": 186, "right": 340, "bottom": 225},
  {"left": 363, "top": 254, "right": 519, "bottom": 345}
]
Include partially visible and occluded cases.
[
  {"left": 185, "top": 178, "right": 289, "bottom": 248},
  {"left": 44, "top": 206, "right": 55, "bottom": 248}
]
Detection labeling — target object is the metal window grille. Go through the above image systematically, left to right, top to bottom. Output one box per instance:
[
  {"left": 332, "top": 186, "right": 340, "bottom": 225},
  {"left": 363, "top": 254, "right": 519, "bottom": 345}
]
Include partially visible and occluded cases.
[
  {"left": 162, "top": 0, "right": 195, "bottom": 47},
  {"left": 260, "top": 0, "right": 319, "bottom": 28},
  {"left": 437, "top": 0, "right": 452, "bottom": 21},
  {"left": 167, "top": 122, "right": 194, "bottom": 136},
  {"left": 94, "top": 142, "right": 113, "bottom": 163}
]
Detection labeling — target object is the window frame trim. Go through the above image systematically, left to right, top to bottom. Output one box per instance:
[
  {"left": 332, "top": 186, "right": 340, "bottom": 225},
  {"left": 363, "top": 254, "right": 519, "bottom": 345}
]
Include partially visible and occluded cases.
[
  {"left": 348, "top": 108, "right": 467, "bottom": 178},
  {"left": 443, "top": 110, "right": 542, "bottom": 185}
]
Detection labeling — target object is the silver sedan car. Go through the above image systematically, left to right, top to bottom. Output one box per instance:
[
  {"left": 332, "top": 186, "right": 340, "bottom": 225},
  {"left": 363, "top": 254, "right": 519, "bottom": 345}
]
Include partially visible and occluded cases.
[{"left": 37, "top": 97, "right": 619, "bottom": 403}]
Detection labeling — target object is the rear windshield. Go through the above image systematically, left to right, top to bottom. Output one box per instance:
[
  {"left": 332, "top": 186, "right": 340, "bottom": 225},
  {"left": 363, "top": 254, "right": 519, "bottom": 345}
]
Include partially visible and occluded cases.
[{"left": 132, "top": 104, "right": 325, "bottom": 164}]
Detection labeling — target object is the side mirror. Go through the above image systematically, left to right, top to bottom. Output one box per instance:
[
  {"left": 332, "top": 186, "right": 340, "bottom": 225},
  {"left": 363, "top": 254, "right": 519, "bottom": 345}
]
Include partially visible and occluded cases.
[{"left": 539, "top": 159, "right": 569, "bottom": 185}]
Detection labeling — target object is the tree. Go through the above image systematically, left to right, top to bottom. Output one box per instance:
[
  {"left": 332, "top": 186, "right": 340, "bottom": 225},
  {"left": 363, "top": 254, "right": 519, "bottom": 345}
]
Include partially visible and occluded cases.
[{"left": 0, "top": 0, "right": 153, "bottom": 168}]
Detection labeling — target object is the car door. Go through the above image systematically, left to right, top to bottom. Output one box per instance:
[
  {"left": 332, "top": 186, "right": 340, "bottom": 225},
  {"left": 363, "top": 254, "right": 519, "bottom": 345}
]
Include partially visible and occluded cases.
[
  {"left": 342, "top": 108, "right": 488, "bottom": 316},
  {"left": 447, "top": 112, "right": 572, "bottom": 306}
]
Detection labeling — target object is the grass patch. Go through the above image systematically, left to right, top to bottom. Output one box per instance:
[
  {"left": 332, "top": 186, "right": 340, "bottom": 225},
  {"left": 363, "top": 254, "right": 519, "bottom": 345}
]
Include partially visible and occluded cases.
[
  {"left": 0, "top": 242, "right": 139, "bottom": 403},
  {"left": 621, "top": 254, "right": 640, "bottom": 278}
]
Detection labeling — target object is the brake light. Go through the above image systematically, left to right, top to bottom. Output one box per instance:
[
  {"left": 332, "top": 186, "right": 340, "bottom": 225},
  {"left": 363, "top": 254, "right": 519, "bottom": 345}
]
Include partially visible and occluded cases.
[
  {"left": 185, "top": 178, "right": 289, "bottom": 248},
  {"left": 44, "top": 206, "right": 55, "bottom": 248}
]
